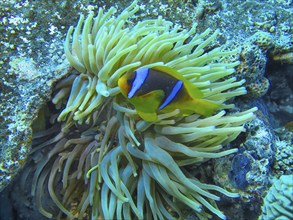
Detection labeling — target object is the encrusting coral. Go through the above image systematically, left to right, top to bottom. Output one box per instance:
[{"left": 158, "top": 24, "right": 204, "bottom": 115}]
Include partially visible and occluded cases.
[
  {"left": 18, "top": 1, "right": 257, "bottom": 220},
  {"left": 259, "top": 174, "right": 293, "bottom": 220}
]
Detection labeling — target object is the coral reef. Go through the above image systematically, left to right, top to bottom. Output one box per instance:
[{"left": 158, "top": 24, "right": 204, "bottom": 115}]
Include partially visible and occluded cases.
[
  {"left": 0, "top": 0, "right": 72, "bottom": 192},
  {"left": 189, "top": 0, "right": 292, "bottom": 99},
  {"left": 14, "top": 1, "right": 257, "bottom": 220},
  {"left": 0, "top": 56, "right": 69, "bottom": 192},
  {"left": 213, "top": 106, "right": 277, "bottom": 219},
  {"left": 273, "top": 128, "right": 293, "bottom": 176},
  {"left": 259, "top": 174, "right": 293, "bottom": 220}
]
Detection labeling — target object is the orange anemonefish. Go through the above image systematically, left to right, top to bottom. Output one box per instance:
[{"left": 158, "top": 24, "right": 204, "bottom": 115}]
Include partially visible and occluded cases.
[{"left": 118, "top": 66, "right": 220, "bottom": 122}]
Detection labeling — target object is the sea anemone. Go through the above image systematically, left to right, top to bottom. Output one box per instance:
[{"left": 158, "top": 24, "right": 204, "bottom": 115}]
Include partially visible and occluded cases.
[{"left": 18, "top": 1, "right": 257, "bottom": 220}]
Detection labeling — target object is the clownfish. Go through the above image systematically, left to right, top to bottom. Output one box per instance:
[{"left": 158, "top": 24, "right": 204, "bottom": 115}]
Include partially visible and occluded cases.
[{"left": 118, "top": 66, "right": 220, "bottom": 122}]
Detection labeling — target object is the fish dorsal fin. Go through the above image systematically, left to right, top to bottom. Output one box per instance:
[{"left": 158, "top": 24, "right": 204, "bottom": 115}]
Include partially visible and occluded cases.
[{"left": 152, "top": 66, "right": 184, "bottom": 80}]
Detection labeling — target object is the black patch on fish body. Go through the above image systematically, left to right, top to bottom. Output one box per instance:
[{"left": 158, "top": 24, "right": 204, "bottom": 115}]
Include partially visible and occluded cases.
[
  {"left": 128, "top": 68, "right": 185, "bottom": 109},
  {"left": 136, "top": 69, "right": 178, "bottom": 96}
]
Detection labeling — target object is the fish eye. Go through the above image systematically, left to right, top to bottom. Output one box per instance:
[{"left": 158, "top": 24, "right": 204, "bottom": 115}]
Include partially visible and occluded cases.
[
  {"left": 127, "top": 74, "right": 135, "bottom": 85},
  {"left": 127, "top": 78, "right": 133, "bottom": 85}
]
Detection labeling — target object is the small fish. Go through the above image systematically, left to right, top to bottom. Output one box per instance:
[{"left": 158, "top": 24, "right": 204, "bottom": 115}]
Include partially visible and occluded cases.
[{"left": 118, "top": 66, "right": 220, "bottom": 121}]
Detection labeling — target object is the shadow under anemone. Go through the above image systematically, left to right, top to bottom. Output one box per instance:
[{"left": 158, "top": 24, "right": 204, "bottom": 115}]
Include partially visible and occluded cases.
[{"left": 16, "top": 101, "right": 256, "bottom": 219}]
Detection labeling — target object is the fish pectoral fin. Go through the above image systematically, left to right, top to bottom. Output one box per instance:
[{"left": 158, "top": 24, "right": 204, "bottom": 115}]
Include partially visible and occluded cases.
[
  {"left": 141, "top": 89, "right": 164, "bottom": 99},
  {"left": 132, "top": 90, "right": 165, "bottom": 122}
]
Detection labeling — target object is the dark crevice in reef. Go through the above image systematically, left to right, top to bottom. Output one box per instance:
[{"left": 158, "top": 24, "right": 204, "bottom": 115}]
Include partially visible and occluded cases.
[{"left": 263, "top": 61, "right": 293, "bottom": 128}]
